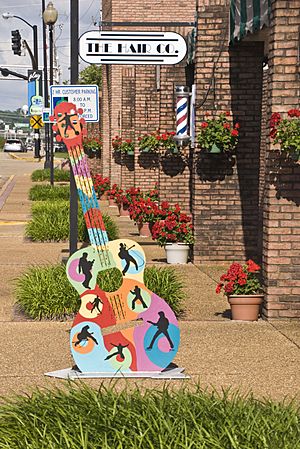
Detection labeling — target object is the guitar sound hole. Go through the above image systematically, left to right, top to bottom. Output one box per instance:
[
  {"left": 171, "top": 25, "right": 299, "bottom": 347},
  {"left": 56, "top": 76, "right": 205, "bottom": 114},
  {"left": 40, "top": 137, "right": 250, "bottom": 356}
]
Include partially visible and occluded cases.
[{"left": 96, "top": 268, "right": 123, "bottom": 292}]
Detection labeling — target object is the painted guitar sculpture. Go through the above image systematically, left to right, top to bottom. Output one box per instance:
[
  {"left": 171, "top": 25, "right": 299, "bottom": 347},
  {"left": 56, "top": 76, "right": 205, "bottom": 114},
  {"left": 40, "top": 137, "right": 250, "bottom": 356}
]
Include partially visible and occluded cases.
[{"left": 51, "top": 102, "right": 180, "bottom": 373}]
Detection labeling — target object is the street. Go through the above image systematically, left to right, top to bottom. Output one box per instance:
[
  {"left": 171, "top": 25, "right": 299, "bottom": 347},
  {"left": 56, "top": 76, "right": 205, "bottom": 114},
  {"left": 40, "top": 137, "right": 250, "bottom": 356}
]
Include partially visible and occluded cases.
[{"left": 0, "top": 151, "right": 44, "bottom": 180}]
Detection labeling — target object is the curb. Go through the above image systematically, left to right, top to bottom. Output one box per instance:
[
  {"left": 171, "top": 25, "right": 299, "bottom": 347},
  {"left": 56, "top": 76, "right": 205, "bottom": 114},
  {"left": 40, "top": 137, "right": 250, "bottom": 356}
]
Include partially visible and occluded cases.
[
  {"left": 8, "top": 153, "right": 41, "bottom": 162},
  {"left": 0, "top": 175, "right": 16, "bottom": 211}
]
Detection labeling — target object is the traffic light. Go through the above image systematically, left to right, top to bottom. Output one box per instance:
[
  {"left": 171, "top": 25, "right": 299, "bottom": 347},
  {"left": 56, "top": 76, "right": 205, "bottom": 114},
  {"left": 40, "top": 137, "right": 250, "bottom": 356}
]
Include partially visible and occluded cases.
[{"left": 11, "top": 30, "right": 22, "bottom": 56}]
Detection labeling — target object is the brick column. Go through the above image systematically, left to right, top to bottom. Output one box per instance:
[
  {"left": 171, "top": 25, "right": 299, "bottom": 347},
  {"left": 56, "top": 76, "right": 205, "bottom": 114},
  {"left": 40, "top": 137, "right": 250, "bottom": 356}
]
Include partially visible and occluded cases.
[
  {"left": 262, "top": 0, "right": 300, "bottom": 319},
  {"left": 193, "top": 1, "right": 264, "bottom": 264}
]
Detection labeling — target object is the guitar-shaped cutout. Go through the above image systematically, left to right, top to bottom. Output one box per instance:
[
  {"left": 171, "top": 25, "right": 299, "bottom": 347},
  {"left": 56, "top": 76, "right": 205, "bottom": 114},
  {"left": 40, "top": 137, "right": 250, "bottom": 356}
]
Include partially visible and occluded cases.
[{"left": 51, "top": 102, "right": 180, "bottom": 373}]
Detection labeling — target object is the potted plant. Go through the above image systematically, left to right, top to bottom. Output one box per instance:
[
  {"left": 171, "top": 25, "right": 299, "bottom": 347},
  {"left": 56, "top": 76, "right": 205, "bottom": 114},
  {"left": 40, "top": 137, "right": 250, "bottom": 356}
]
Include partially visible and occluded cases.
[
  {"left": 269, "top": 109, "right": 300, "bottom": 160},
  {"left": 197, "top": 112, "right": 240, "bottom": 154},
  {"left": 138, "top": 132, "right": 160, "bottom": 153},
  {"left": 112, "top": 135, "right": 135, "bottom": 156},
  {"left": 83, "top": 136, "right": 102, "bottom": 158},
  {"left": 92, "top": 174, "right": 110, "bottom": 199},
  {"left": 107, "top": 183, "right": 122, "bottom": 207},
  {"left": 115, "top": 187, "right": 142, "bottom": 217},
  {"left": 128, "top": 197, "right": 158, "bottom": 237},
  {"left": 151, "top": 204, "right": 194, "bottom": 264},
  {"left": 216, "top": 260, "right": 264, "bottom": 321}
]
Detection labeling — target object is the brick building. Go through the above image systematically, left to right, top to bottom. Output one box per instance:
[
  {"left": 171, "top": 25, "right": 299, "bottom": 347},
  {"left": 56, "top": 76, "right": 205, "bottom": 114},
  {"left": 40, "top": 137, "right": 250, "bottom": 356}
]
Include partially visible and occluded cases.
[{"left": 96, "top": 0, "right": 300, "bottom": 319}]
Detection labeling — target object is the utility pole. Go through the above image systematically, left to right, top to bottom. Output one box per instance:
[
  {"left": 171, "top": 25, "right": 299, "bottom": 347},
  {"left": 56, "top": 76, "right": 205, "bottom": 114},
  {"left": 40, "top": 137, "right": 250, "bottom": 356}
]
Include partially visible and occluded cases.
[{"left": 70, "top": 0, "right": 78, "bottom": 255}]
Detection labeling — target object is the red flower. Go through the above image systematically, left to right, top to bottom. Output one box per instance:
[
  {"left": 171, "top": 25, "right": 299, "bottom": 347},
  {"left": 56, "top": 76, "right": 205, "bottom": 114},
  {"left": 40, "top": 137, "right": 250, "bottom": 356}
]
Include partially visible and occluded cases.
[
  {"left": 288, "top": 109, "right": 300, "bottom": 118},
  {"left": 225, "top": 111, "right": 231, "bottom": 116},
  {"left": 270, "top": 112, "right": 281, "bottom": 128},
  {"left": 201, "top": 122, "right": 208, "bottom": 128},
  {"left": 223, "top": 123, "right": 230, "bottom": 129},
  {"left": 235, "top": 123, "right": 240, "bottom": 129},
  {"left": 231, "top": 129, "right": 239, "bottom": 137},
  {"left": 246, "top": 260, "right": 260, "bottom": 273},
  {"left": 224, "top": 282, "right": 234, "bottom": 294},
  {"left": 216, "top": 283, "right": 223, "bottom": 294}
]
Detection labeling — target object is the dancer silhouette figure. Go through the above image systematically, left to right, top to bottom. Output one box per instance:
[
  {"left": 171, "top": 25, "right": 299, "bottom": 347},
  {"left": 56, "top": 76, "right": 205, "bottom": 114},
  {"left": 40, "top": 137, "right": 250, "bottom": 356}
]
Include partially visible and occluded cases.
[
  {"left": 118, "top": 243, "right": 138, "bottom": 276},
  {"left": 78, "top": 252, "right": 94, "bottom": 289},
  {"left": 130, "top": 285, "right": 148, "bottom": 310},
  {"left": 90, "top": 295, "right": 103, "bottom": 313},
  {"left": 146, "top": 311, "right": 174, "bottom": 350},
  {"left": 74, "top": 325, "right": 98, "bottom": 347},
  {"left": 104, "top": 343, "right": 129, "bottom": 361}
]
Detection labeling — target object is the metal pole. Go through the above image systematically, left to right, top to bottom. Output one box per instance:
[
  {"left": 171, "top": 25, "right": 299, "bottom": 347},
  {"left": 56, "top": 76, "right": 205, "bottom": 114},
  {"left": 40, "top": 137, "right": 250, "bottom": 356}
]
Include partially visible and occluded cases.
[
  {"left": 42, "top": 0, "right": 50, "bottom": 169},
  {"left": 69, "top": 0, "right": 78, "bottom": 255},
  {"left": 32, "top": 24, "right": 41, "bottom": 158},
  {"left": 49, "top": 24, "right": 54, "bottom": 185},
  {"left": 32, "top": 25, "right": 38, "bottom": 69}
]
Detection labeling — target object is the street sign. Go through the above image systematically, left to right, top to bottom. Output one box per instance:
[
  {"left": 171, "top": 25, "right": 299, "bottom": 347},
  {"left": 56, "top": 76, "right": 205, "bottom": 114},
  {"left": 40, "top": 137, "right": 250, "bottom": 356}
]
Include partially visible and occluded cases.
[
  {"left": 79, "top": 31, "right": 187, "bottom": 65},
  {"left": 28, "top": 70, "right": 43, "bottom": 115},
  {"left": 50, "top": 84, "right": 99, "bottom": 122},
  {"left": 42, "top": 108, "right": 51, "bottom": 123},
  {"left": 30, "top": 115, "right": 44, "bottom": 129}
]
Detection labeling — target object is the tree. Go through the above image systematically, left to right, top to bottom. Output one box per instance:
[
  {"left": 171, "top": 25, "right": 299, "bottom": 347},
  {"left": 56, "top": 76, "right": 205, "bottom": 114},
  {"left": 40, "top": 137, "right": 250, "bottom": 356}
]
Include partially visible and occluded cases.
[{"left": 78, "top": 65, "right": 102, "bottom": 88}]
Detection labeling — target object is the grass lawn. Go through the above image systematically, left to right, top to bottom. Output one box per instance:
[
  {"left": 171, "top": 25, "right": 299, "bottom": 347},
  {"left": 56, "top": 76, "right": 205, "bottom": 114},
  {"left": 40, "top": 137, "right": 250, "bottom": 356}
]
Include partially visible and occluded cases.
[
  {"left": 54, "top": 152, "right": 68, "bottom": 159},
  {"left": 0, "top": 384, "right": 299, "bottom": 448}
]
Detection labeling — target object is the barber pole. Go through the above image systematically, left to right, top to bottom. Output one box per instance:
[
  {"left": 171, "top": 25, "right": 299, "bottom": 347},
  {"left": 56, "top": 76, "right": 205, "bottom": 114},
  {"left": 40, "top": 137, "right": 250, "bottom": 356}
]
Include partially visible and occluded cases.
[
  {"left": 174, "top": 86, "right": 190, "bottom": 146},
  {"left": 176, "top": 96, "right": 188, "bottom": 136}
]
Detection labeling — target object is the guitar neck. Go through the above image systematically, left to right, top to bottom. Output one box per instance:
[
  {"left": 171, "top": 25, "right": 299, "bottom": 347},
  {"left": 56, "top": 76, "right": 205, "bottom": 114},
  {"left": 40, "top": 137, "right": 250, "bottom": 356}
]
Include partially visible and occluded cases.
[{"left": 66, "top": 141, "right": 109, "bottom": 246}]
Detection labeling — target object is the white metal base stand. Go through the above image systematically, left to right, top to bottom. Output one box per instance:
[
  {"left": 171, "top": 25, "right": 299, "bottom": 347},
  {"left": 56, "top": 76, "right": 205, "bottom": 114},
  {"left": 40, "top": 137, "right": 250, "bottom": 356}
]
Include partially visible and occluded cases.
[{"left": 45, "top": 367, "right": 189, "bottom": 379}]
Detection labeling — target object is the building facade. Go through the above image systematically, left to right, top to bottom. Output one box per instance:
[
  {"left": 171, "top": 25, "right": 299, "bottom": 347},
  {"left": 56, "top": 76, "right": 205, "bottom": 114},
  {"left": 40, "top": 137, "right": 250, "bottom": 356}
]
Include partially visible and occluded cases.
[{"left": 97, "top": 0, "right": 300, "bottom": 319}]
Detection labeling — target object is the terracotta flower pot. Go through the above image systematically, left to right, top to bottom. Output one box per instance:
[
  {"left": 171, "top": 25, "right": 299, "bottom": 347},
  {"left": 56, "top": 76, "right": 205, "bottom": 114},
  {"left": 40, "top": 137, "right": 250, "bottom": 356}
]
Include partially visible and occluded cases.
[
  {"left": 99, "top": 191, "right": 108, "bottom": 200},
  {"left": 119, "top": 203, "right": 130, "bottom": 217},
  {"left": 138, "top": 222, "right": 151, "bottom": 237},
  {"left": 228, "top": 294, "right": 264, "bottom": 321}
]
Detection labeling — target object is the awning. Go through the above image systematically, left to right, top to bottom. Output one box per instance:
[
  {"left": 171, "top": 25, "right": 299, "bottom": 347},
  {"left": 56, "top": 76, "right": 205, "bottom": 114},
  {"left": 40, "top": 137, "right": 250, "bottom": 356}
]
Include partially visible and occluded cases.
[{"left": 230, "top": 0, "right": 271, "bottom": 43}]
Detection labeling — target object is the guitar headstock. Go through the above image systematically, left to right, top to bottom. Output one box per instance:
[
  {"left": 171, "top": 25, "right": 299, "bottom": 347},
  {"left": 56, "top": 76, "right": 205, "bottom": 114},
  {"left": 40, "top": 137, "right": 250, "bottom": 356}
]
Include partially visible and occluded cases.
[{"left": 50, "top": 102, "right": 87, "bottom": 147}]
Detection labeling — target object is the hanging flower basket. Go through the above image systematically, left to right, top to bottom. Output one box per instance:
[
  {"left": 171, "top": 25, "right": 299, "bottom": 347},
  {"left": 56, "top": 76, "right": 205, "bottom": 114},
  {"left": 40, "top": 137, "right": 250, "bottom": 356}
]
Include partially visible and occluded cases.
[
  {"left": 269, "top": 109, "right": 300, "bottom": 160},
  {"left": 197, "top": 112, "right": 240, "bottom": 154},
  {"left": 138, "top": 132, "right": 160, "bottom": 153},
  {"left": 112, "top": 135, "right": 135, "bottom": 156}
]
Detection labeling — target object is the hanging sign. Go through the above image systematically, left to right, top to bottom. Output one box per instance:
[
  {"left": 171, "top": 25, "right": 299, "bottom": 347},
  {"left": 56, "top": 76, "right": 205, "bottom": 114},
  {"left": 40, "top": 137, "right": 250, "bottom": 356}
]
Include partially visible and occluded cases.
[{"left": 79, "top": 31, "right": 187, "bottom": 65}]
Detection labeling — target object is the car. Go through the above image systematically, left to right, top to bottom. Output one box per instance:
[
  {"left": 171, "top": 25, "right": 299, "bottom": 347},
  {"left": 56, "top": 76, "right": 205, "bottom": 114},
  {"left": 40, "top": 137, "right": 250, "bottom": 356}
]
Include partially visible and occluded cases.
[
  {"left": 3, "top": 139, "right": 27, "bottom": 153},
  {"left": 53, "top": 142, "right": 67, "bottom": 153}
]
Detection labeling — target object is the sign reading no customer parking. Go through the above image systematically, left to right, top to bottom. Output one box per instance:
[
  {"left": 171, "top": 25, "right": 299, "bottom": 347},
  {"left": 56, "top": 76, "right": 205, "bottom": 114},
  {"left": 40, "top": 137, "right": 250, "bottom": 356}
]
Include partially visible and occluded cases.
[{"left": 79, "top": 31, "right": 187, "bottom": 65}]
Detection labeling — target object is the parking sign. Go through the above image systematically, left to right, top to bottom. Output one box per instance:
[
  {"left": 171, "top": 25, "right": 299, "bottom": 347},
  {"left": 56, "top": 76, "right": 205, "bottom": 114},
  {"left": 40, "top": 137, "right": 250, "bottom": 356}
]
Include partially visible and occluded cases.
[{"left": 50, "top": 84, "right": 99, "bottom": 122}]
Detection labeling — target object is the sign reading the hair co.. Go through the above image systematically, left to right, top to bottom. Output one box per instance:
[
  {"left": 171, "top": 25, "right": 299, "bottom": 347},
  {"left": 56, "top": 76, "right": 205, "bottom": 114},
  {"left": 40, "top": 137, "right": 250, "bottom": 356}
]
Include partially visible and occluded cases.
[{"left": 79, "top": 31, "right": 187, "bottom": 65}]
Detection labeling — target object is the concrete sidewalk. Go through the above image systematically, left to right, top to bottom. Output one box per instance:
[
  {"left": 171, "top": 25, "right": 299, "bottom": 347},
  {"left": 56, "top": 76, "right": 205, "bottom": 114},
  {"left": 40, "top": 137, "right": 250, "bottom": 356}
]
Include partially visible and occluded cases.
[{"left": 0, "top": 174, "right": 300, "bottom": 400}]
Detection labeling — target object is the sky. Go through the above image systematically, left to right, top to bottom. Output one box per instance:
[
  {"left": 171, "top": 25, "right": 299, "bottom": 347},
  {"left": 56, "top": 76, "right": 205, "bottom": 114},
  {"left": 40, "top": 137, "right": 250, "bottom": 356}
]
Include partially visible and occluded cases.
[{"left": 0, "top": 0, "right": 101, "bottom": 111}]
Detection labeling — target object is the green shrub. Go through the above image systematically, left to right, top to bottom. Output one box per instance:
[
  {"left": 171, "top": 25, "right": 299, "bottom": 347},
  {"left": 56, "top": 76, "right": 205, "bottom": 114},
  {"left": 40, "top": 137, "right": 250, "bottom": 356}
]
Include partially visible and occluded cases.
[
  {"left": 0, "top": 136, "right": 5, "bottom": 150},
  {"left": 31, "top": 168, "right": 70, "bottom": 182},
  {"left": 29, "top": 184, "right": 70, "bottom": 201},
  {"left": 25, "top": 201, "right": 119, "bottom": 242},
  {"left": 15, "top": 264, "right": 184, "bottom": 319},
  {"left": 15, "top": 264, "right": 79, "bottom": 319},
  {"left": 1, "top": 384, "right": 300, "bottom": 449}
]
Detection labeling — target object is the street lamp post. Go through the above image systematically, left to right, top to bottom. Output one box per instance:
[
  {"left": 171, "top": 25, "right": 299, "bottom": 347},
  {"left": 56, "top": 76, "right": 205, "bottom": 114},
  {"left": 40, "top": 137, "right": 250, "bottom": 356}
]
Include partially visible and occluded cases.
[
  {"left": 42, "top": 0, "right": 50, "bottom": 170},
  {"left": 43, "top": 2, "right": 58, "bottom": 186},
  {"left": 2, "top": 12, "right": 41, "bottom": 159}
]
